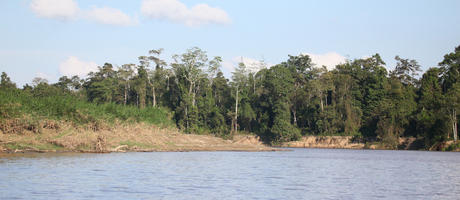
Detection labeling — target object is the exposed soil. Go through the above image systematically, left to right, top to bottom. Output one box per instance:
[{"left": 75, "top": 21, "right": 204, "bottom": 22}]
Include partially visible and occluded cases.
[
  {"left": 2, "top": 121, "right": 457, "bottom": 153},
  {"left": 0, "top": 122, "right": 278, "bottom": 154},
  {"left": 282, "top": 135, "right": 459, "bottom": 151},
  {"left": 281, "top": 136, "right": 365, "bottom": 149}
]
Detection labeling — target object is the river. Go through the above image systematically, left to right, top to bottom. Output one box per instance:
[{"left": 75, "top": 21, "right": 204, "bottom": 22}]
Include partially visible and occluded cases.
[{"left": 1, "top": 148, "right": 459, "bottom": 199}]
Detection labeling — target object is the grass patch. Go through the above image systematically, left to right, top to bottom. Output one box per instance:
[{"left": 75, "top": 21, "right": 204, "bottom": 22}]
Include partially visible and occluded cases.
[
  {"left": 0, "top": 89, "right": 174, "bottom": 132},
  {"left": 55, "top": 129, "right": 72, "bottom": 139},
  {"left": 119, "top": 141, "right": 155, "bottom": 149},
  {"left": 165, "top": 141, "right": 176, "bottom": 147},
  {"left": 4, "top": 142, "right": 64, "bottom": 151}
]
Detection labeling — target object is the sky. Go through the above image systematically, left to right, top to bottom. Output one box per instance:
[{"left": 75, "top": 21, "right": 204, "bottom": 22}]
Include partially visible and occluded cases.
[{"left": 1, "top": 0, "right": 460, "bottom": 86}]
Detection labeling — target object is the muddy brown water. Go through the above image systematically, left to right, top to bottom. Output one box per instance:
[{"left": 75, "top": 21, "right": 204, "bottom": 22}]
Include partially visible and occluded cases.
[{"left": 1, "top": 148, "right": 459, "bottom": 199}]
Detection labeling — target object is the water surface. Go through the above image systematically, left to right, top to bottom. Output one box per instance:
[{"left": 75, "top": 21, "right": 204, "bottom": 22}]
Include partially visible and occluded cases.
[{"left": 1, "top": 149, "right": 459, "bottom": 199}]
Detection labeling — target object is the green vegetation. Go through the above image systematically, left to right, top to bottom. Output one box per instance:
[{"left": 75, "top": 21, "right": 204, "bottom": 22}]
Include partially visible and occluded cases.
[
  {"left": 1, "top": 45, "right": 460, "bottom": 150},
  {"left": 0, "top": 85, "right": 174, "bottom": 133},
  {"left": 119, "top": 141, "right": 156, "bottom": 149},
  {"left": 4, "top": 142, "right": 64, "bottom": 151},
  {"left": 443, "top": 142, "right": 460, "bottom": 151}
]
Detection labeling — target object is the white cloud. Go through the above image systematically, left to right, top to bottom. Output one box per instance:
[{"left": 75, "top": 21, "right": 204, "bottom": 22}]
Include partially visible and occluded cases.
[
  {"left": 30, "top": 0, "right": 79, "bottom": 20},
  {"left": 30, "top": 0, "right": 136, "bottom": 26},
  {"left": 141, "top": 0, "right": 231, "bottom": 26},
  {"left": 86, "top": 7, "right": 137, "bottom": 26},
  {"left": 303, "top": 52, "right": 347, "bottom": 71},
  {"left": 59, "top": 56, "right": 99, "bottom": 77},
  {"left": 222, "top": 57, "right": 272, "bottom": 78},
  {"left": 237, "top": 57, "right": 271, "bottom": 73},
  {"left": 35, "top": 72, "right": 51, "bottom": 80}
]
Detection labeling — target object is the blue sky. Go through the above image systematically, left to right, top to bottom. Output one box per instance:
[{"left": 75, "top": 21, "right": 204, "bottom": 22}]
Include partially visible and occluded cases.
[{"left": 1, "top": 0, "right": 460, "bottom": 86}]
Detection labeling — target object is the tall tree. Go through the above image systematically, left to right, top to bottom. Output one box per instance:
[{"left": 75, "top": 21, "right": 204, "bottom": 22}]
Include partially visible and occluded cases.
[
  {"left": 440, "top": 45, "right": 460, "bottom": 142},
  {"left": 171, "top": 47, "right": 208, "bottom": 132},
  {"left": 146, "top": 48, "right": 167, "bottom": 107},
  {"left": 284, "top": 54, "right": 313, "bottom": 126},
  {"left": 391, "top": 56, "right": 422, "bottom": 86},
  {"left": 231, "top": 62, "right": 248, "bottom": 133},
  {"left": 84, "top": 63, "right": 118, "bottom": 103},
  {"left": 118, "top": 64, "right": 135, "bottom": 105},
  {"left": 135, "top": 65, "right": 148, "bottom": 108},
  {"left": 263, "top": 65, "right": 300, "bottom": 143},
  {"left": 416, "top": 68, "right": 447, "bottom": 147},
  {"left": 0, "top": 72, "right": 16, "bottom": 89}
]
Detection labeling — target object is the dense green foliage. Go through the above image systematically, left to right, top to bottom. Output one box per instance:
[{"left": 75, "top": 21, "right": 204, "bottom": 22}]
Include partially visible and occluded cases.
[
  {"left": 1, "top": 45, "right": 460, "bottom": 148},
  {"left": 0, "top": 86, "right": 173, "bottom": 128}
]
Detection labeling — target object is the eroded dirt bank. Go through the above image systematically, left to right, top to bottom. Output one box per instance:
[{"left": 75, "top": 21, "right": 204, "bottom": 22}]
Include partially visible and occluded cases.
[
  {"left": 0, "top": 123, "right": 278, "bottom": 153},
  {"left": 281, "top": 136, "right": 365, "bottom": 149},
  {"left": 281, "top": 136, "right": 437, "bottom": 150}
]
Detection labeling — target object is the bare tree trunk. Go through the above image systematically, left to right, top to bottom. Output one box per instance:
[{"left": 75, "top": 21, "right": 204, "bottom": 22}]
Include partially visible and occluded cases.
[
  {"left": 167, "top": 76, "right": 170, "bottom": 91},
  {"left": 189, "top": 82, "right": 196, "bottom": 107},
  {"left": 124, "top": 83, "right": 128, "bottom": 106},
  {"left": 194, "top": 84, "right": 200, "bottom": 110},
  {"left": 152, "top": 86, "right": 156, "bottom": 107},
  {"left": 234, "top": 87, "right": 239, "bottom": 134},
  {"left": 320, "top": 93, "right": 324, "bottom": 112},
  {"left": 185, "top": 106, "right": 189, "bottom": 130},
  {"left": 293, "top": 109, "right": 297, "bottom": 125},
  {"left": 453, "top": 109, "right": 458, "bottom": 142}
]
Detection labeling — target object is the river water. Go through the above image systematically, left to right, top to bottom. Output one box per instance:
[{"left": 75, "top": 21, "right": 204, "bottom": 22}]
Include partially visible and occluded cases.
[{"left": 1, "top": 148, "right": 459, "bottom": 200}]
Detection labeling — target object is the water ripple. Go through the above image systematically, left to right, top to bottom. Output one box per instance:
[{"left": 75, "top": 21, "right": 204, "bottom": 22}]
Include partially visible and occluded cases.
[{"left": 1, "top": 149, "right": 460, "bottom": 200}]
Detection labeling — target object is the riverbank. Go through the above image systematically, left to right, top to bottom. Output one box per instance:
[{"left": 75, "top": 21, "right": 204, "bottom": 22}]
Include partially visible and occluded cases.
[
  {"left": 0, "top": 122, "right": 278, "bottom": 153},
  {"left": 2, "top": 122, "right": 459, "bottom": 153},
  {"left": 281, "top": 136, "right": 460, "bottom": 151},
  {"left": 281, "top": 136, "right": 364, "bottom": 149}
]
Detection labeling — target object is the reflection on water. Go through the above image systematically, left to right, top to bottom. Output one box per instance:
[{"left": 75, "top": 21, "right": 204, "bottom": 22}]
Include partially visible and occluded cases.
[{"left": 1, "top": 149, "right": 460, "bottom": 200}]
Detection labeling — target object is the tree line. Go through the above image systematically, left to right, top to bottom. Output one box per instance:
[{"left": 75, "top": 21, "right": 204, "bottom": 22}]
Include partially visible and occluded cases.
[{"left": 1, "top": 45, "right": 459, "bottom": 148}]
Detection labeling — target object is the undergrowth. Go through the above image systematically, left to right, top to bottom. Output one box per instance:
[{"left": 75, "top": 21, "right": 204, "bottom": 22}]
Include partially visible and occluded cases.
[{"left": 0, "top": 89, "right": 174, "bottom": 133}]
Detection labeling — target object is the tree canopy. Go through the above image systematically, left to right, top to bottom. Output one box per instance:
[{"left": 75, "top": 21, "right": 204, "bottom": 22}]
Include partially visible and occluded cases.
[{"left": 2, "top": 45, "right": 460, "bottom": 148}]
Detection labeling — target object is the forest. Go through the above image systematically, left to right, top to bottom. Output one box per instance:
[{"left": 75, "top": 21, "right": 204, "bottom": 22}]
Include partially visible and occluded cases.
[{"left": 1, "top": 45, "right": 460, "bottom": 149}]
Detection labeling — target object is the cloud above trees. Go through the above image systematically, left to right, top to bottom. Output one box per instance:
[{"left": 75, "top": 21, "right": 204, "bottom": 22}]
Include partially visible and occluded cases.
[
  {"left": 29, "top": 0, "right": 136, "bottom": 26},
  {"left": 29, "top": 0, "right": 230, "bottom": 27},
  {"left": 30, "top": 0, "right": 79, "bottom": 21},
  {"left": 141, "top": 0, "right": 231, "bottom": 26},
  {"left": 85, "top": 7, "right": 137, "bottom": 26},
  {"left": 303, "top": 52, "right": 347, "bottom": 71},
  {"left": 59, "top": 56, "right": 99, "bottom": 77}
]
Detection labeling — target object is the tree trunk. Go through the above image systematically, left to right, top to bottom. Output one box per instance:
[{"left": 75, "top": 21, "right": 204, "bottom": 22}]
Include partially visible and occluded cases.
[
  {"left": 166, "top": 76, "right": 170, "bottom": 91},
  {"left": 253, "top": 79, "right": 256, "bottom": 94},
  {"left": 189, "top": 82, "right": 196, "bottom": 107},
  {"left": 124, "top": 83, "right": 128, "bottom": 106},
  {"left": 194, "top": 84, "right": 200, "bottom": 109},
  {"left": 152, "top": 86, "right": 156, "bottom": 107},
  {"left": 234, "top": 87, "right": 239, "bottom": 134},
  {"left": 140, "top": 92, "right": 146, "bottom": 109},
  {"left": 320, "top": 93, "right": 324, "bottom": 112},
  {"left": 185, "top": 106, "right": 189, "bottom": 131},
  {"left": 293, "top": 109, "right": 297, "bottom": 125},
  {"left": 453, "top": 109, "right": 458, "bottom": 142},
  {"left": 231, "top": 118, "right": 235, "bottom": 133}
]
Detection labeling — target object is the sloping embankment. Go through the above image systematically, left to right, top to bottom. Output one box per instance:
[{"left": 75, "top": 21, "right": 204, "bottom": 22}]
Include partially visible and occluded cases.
[
  {"left": 0, "top": 122, "right": 277, "bottom": 153},
  {"left": 281, "top": 136, "right": 365, "bottom": 149},
  {"left": 281, "top": 136, "right": 454, "bottom": 151}
]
